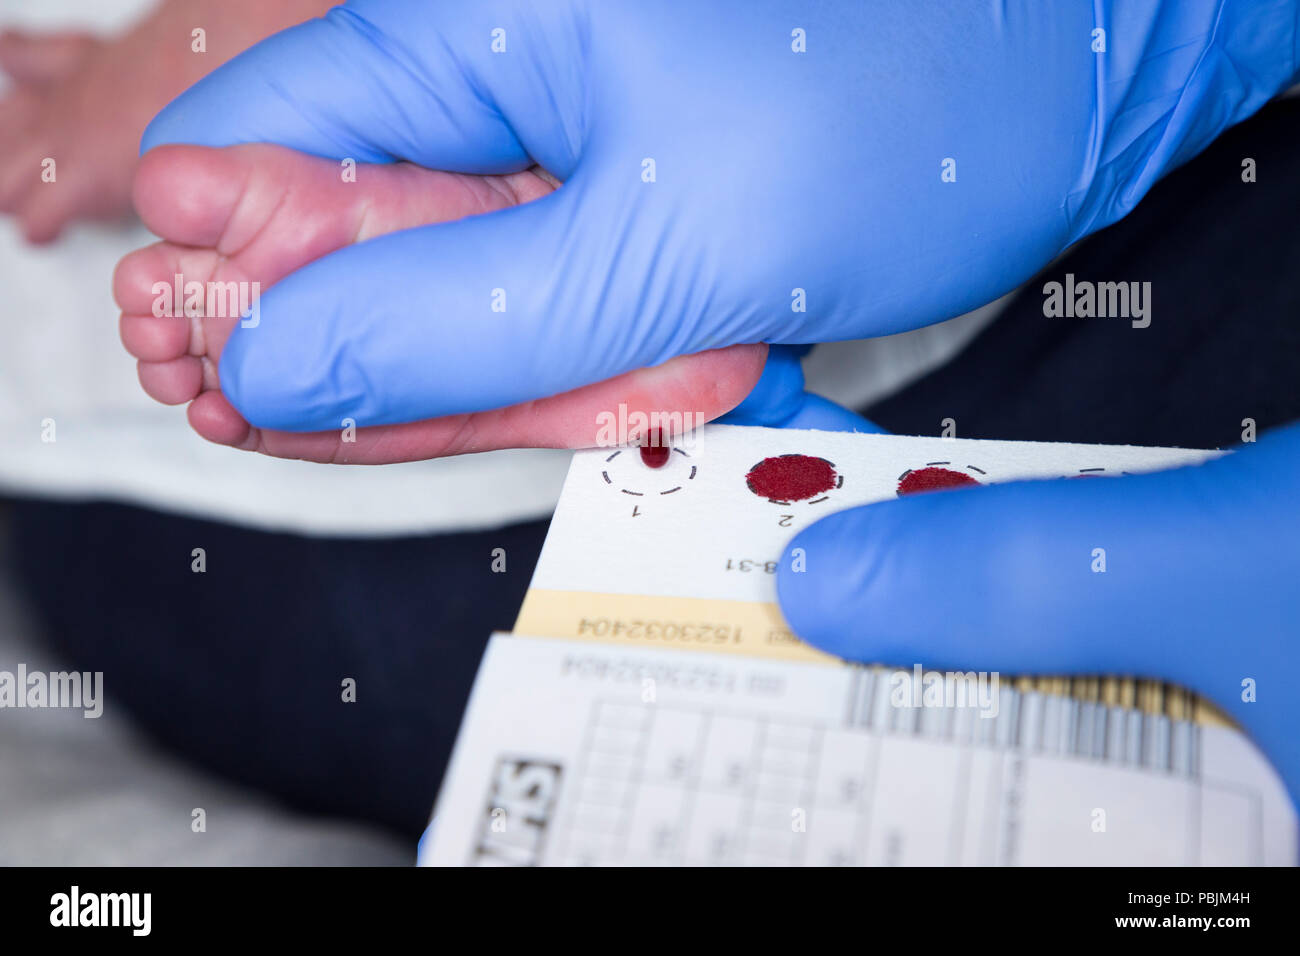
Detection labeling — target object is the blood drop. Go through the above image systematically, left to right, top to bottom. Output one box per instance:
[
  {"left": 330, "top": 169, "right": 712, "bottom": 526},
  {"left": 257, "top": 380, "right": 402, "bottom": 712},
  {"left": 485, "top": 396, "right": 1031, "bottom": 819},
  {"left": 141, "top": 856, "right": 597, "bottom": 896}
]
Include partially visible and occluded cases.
[
  {"left": 639, "top": 430, "right": 671, "bottom": 468},
  {"left": 745, "top": 455, "right": 838, "bottom": 502},
  {"left": 896, "top": 466, "right": 979, "bottom": 496}
]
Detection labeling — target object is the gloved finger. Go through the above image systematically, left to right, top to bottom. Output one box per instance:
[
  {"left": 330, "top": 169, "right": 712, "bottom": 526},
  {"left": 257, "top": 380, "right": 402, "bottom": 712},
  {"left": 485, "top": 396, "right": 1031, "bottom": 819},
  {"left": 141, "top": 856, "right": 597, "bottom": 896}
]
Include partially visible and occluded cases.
[
  {"left": 141, "top": 0, "right": 580, "bottom": 178},
  {"left": 217, "top": 177, "right": 697, "bottom": 431},
  {"left": 718, "top": 345, "right": 885, "bottom": 433},
  {"left": 778, "top": 424, "right": 1300, "bottom": 804},
  {"left": 777, "top": 433, "right": 1294, "bottom": 702}
]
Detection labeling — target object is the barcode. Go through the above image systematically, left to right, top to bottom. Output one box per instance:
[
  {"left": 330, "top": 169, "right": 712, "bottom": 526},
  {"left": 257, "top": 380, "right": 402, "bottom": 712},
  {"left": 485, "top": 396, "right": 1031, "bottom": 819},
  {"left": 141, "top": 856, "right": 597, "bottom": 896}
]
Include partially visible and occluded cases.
[{"left": 844, "top": 668, "right": 1207, "bottom": 778}]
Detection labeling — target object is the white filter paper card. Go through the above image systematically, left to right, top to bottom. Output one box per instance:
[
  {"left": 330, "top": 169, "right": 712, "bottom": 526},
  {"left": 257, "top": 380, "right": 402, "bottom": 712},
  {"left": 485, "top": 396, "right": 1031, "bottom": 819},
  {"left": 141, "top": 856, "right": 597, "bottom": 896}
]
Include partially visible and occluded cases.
[{"left": 422, "top": 425, "right": 1295, "bottom": 866}]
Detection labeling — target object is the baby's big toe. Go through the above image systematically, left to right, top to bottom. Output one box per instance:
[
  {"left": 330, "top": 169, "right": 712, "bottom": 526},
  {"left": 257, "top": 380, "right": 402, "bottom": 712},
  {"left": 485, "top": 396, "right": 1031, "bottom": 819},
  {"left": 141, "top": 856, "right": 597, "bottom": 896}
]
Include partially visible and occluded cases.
[{"left": 132, "top": 144, "right": 248, "bottom": 248}]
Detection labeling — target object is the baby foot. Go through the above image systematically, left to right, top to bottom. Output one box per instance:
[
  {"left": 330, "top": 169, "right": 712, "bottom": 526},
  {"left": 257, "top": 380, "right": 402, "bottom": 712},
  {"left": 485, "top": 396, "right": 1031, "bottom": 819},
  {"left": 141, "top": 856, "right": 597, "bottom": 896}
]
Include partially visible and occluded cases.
[
  {"left": 0, "top": 0, "right": 334, "bottom": 242},
  {"left": 116, "top": 144, "right": 765, "bottom": 463}
]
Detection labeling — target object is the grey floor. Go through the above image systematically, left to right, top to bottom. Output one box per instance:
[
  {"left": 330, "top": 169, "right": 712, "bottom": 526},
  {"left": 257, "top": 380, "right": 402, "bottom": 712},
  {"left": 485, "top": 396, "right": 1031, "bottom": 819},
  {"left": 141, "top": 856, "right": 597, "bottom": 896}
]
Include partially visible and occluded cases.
[{"left": 0, "top": 502, "right": 412, "bottom": 865}]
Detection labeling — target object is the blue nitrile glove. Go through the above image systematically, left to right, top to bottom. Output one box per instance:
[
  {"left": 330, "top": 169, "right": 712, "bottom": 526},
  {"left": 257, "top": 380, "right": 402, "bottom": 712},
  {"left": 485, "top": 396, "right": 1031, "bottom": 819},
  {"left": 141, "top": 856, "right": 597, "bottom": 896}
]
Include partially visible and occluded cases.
[
  {"left": 138, "top": 0, "right": 1300, "bottom": 432},
  {"left": 719, "top": 346, "right": 887, "bottom": 434},
  {"left": 778, "top": 422, "right": 1300, "bottom": 809}
]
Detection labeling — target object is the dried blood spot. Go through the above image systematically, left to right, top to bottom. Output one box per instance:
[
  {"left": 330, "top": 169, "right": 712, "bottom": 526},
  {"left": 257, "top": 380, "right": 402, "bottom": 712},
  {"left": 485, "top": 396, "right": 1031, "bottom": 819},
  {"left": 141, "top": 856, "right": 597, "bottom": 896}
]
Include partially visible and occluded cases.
[
  {"left": 639, "top": 429, "right": 671, "bottom": 468},
  {"left": 746, "top": 455, "right": 838, "bottom": 502},
  {"left": 897, "top": 466, "right": 979, "bottom": 496}
]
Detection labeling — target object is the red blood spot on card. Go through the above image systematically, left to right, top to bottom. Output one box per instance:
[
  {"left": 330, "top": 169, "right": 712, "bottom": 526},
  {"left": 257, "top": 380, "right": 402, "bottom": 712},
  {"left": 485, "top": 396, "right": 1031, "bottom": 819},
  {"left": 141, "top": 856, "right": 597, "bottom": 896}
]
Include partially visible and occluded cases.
[
  {"left": 639, "top": 430, "right": 670, "bottom": 468},
  {"left": 640, "top": 444, "right": 670, "bottom": 469},
  {"left": 746, "top": 455, "right": 838, "bottom": 502},
  {"left": 897, "top": 466, "right": 979, "bottom": 496}
]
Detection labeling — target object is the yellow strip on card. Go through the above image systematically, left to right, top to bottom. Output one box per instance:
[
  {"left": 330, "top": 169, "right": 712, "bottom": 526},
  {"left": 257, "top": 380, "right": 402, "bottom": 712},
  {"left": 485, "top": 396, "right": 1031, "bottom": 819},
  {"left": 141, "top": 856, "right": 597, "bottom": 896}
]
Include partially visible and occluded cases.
[
  {"left": 513, "top": 588, "right": 1235, "bottom": 727},
  {"left": 514, "top": 589, "right": 838, "bottom": 664}
]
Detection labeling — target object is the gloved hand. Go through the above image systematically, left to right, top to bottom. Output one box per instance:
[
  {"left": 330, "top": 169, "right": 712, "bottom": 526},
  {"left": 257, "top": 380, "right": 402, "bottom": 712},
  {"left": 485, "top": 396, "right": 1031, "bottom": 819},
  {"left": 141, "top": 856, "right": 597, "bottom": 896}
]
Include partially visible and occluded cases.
[
  {"left": 139, "top": 0, "right": 1300, "bottom": 433},
  {"left": 778, "top": 422, "right": 1300, "bottom": 808}
]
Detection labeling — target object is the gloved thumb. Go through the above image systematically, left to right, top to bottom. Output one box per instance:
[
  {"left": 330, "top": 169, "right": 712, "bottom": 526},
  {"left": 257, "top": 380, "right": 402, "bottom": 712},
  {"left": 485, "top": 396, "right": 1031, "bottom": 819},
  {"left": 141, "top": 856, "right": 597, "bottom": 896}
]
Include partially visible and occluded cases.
[
  {"left": 218, "top": 178, "right": 659, "bottom": 431},
  {"left": 718, "top": 345, "right": 885, "bottom": 434},
  {"left": 776, "top": 428, "right": 1300, "bottom": 800},
  {"left": 777, "top": 433, "right": 1293, "bottom": 713}
]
